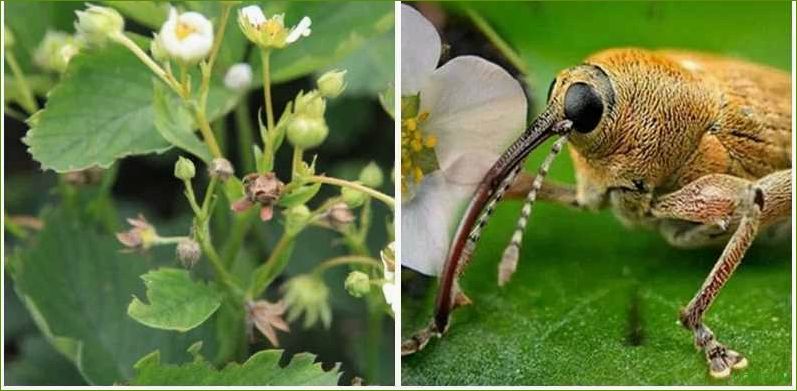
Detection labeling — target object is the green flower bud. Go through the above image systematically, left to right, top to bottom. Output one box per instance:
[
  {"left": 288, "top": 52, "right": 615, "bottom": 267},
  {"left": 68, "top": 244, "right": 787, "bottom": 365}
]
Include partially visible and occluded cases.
[
  {"left": 74, "top": 4, "right": 124, "bottom": 45},
  {"left": 5, "top": 25, "right": 14, "bottom": 48},
  {"left": 33, "top": 31, "right": 80, "bottom": 73},
  {"left": 150, "top": 33, "right": 168, "bottom": 62},
  {"left": 316, "top": 69, "right": 346, "bottom": 98},
  {"left": 294, "top": 90, "right": 326, "bottom": 118},
  {"left": 286, "top": 115, "right": 328, "bottom": 150},
  {"left": 174, "top": 156, "right": 196, "bottom": 181},
  {"left": 359, "top": 161, "right": 384, "bottom": 188},
  {"left": 341, "top": 185, "right": 366, "bottom": 208},
  {"left": 285, "top": 204, "right": 311, "bottom": 235},
  {"left": 344, "top": 271, "right": 371, "bottom": 298},
  {"left": 282, "top": 274, "right": 332, "bottom": 329}
]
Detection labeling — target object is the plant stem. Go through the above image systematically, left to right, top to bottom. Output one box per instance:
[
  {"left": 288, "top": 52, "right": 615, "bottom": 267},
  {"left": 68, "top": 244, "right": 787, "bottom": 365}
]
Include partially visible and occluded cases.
[
  {"left": 199, "top": 2, "right": 232, "bottom": 109},
  {"left": 465, "top": 7, "right": 528, "bottom": 75},
  {"left": 111, "top": 32, "right": 180, "bottom": 93},
  {"left": 260, "top": 49, "right": 275, "bottom": 132},
  {"left": 4, "top": 50, "right": 38, "bottom": 113},
  {"left": 234, "top": 103, "right": 256, "bottom": 173},
  {"left": 194, "top": 109, "right": 224, "bottom": 158},
  {"left": 291, "top": 147, "right": 303, "bottom": 180},
  {"left": 307, "top": 175, "right": 395, "bottom": 209},
  {"left": 201, "top": 177, "right": 219, "bottom": 216},
  {"left": 182, "top": 180, "right": 202, "bottom": 215},
  {"left": 197, "top": 230, "right": 244, "bottom": 299},
  {"left": 248, "top": 233, "right": 295, "bottom": 298},
  {"left": 156, "top": 236, "right": 190, "bottom": 245},
  {"left": 312, "top": 255, "right": 381, "bottom": 275}
]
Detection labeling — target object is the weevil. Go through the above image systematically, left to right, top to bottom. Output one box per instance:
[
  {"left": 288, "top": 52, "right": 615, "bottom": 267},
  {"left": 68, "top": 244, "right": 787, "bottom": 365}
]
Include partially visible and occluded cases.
[{"left": 402, "top": 48, "right": 792, "bottom": 379}]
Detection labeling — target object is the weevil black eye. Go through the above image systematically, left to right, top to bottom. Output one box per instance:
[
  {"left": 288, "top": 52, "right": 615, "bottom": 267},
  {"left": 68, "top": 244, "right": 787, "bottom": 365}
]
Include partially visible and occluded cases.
[{"left": 564, "top": 82, "right": 603, "bottom": 133}]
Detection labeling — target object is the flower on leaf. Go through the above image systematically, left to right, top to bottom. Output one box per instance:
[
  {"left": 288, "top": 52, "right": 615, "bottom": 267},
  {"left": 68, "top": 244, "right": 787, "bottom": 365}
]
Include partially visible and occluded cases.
[
  {"left": 400, "top": 4, "right": 527, "bottom": 276},
  {"left": 238, "top": 5, "right": 311, "bottom": 49},
  {"left": 156, "top": 7, "right": 214, "bottom": 64},
  {"left": 282, "top": 274, "right": 332, "bottom": 329},
  {"left": 246, "top": 299, "right": 290, "bottom": 347}
]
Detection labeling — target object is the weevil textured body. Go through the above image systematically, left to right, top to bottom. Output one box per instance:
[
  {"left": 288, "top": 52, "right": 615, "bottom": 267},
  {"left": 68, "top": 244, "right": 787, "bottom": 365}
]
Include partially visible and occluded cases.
[{"left": 402, "top": 48, "right": 792, "bottom": 379}]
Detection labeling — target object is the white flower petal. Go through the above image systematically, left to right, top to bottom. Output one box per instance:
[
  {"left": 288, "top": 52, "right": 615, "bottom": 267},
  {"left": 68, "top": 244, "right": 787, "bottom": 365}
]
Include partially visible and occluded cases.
[
  {"left": 400, "top": 4, "right": 441, "bottom": 96},
  {"left": 241, "top": 5, "right": 266, "bottom": 26},
  {"left": 158, "top": 8, "right": 214, "bottom": 63},
  {"left": 286, "top": 16, "right": 312, "bottom": 44},
  {"left": 420, "top": 55, "right": 527, "bottom": 184},
  {"left": 224, "top": 63, "right": 253, "bottom": 91},
  {"left": 401, "top": 171, "right": 477, "bottom": 276}
]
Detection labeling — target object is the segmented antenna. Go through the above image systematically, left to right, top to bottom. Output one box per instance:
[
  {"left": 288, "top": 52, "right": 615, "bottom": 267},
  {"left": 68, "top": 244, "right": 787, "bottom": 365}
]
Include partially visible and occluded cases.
[
  {"left": 498, "top": 134, "right": 570, "bottom": 286},
  {"left": 455, "top": 164, "right": 523, "bottom": 277}
]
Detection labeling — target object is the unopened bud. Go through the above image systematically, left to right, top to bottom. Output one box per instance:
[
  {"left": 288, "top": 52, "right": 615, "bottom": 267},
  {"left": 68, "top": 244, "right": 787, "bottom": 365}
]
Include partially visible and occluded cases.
[
  {"left": 74, "top": 4, "right": 124, "bottom": 45},
  {"left": 34, "top": 31, "right": 80, "bottom": 73},
  {"left": 150, "top": 33, "right": 168, "bottom": 62},
  {"left": 224, "top": 63, "right": 253, "bottom": 91},
  {"left": 316, "top": 69, "right": 346, "bottom": 98},
  {"left": 293, "top": 91, "right": 326, "bottom": 118},
  {"left": 286, "top": 115, "right": 328, "bottom": 150},
  {"left": 174, "top": 156, "right": 196, "bottom": 181},
  {"left": 208, "top": 158, "right": 234, "bottom": 181},
  {"left": 359, "top": 161, "right": 384, "bottom": 188},
  {"left": 341, "top": 185, "right": 366, "bottom": 208},
  {"left": 326, "top": 202, "right": 355, "bottom": 229},
  {"left": 285, "top": 204, "right": 311, "bottom": 236},
  {"left": 176, "top": 238, "right": 201, "bottom": 268},
  {"left": 344, "top": 271, "right": 371, "bottom": 298}
]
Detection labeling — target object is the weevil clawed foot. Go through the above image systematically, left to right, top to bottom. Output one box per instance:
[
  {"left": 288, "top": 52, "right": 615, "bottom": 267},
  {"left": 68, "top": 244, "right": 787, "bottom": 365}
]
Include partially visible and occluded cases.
[
  {"left": 401, "top": 321, "right": 441, "bottom": 356},
  {"left": 705, "top": 342, "right": 747, "bottom": 379}
]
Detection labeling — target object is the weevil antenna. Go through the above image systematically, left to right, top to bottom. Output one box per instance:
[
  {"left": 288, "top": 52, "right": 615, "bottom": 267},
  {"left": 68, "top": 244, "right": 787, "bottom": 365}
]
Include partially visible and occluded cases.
[{"left": 498, "top": 121, "right": 572, "bottom": 286}]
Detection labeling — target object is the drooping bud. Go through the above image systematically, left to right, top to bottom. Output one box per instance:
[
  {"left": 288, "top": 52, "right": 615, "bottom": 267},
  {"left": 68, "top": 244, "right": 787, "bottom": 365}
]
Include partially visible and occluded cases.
[
  {"left": 74, "top": 4, "right": 124, "bottom": 45},
  {"left": 33, "top": 31, "right": 80, "bottom": 73},
  {"left": 224, "top": 63, "right": 253, "bottom": 91},
  {"left": 316, "top": 69, "right": 346, "bottom": 98},
  {"left": 286, "top": 115, "right": 328, "bottom": 150},
  {"left": 174, "top": 156, "right": 196, "bottom": 181},
  {"left": 208, "top": 158, "right": 234, "bottom": 181},
  {"left": 359, "top": 161, "right": 384, "bottom": 188},
  {"left": 341, "top": 185, "right": 366, "bottom": 208},
  {"left": 116, "top": 214, "right": 159, "bottom": 251},
  {"left": 176, "top": 238, "right": 201, "bottom": 268},
  {"left": 344, "top": 271, "right": 371, "bottom": 298},
  {"left": 282, "top": 274, "right": 332, "bottom": 329},
  {"left": 245, "top": 300, "right": 289, "bottom": 346}
]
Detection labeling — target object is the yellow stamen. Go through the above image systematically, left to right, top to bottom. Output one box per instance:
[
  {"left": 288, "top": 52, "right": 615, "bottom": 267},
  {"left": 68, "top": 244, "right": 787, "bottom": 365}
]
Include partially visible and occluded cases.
[
  {"left": 175, "top": 22, "right": 196, "bottom": 40},
  {"left": 400, "top": 111, "right": 436, "bottom": 194}
]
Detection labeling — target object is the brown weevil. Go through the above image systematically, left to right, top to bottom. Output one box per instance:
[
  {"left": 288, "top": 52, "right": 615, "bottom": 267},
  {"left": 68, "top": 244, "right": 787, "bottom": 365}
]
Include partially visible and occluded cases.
[{"left": 402, "top": 48, "right": 791, "bottom": 379}]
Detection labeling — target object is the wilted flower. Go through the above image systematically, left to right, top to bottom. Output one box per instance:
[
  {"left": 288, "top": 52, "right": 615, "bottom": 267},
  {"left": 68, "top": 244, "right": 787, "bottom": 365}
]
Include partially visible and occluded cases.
[
  {"left": 74, "top": 4, "right": 124, "bottom": 44},
  {"left": 238, "top": 5, "right": 311, "bottom": 49},
  {"left": 400, "top": 5, "right": 526, "bottom": 275},
  {"left": 157, "top": 7, "right": 213, "bottom": 64},
  {"left": 33, "top": 31, "right": 80, "bottom": 73},
  {"left": 224, "top": 63, "right": 253, "bottom": 91},
  {"left": 316, "top": 69, "right": 347, "bottom": 98},
  {"left": 208, "top": 158, "right": 234, "bottom": 181},
  {"left": 231, "top": 172, "right": 284, "bottom": 221},
  {"left": 324, "top": 202, "right": 355, "bottom": 230},
  {"left": 116, "top": 214, "right": 159, "bottom": 251},
  {"left": 176, "top": 238, "right": 201, "bottom": 268},
  {"left": 381, "top": 242, "right": 398, "bottom": 314},
  {"left": 282, "top": 274, "right": 331, "bottom": 329},
  {"left": 245, "top": 299, "right": 290, "bottom": 346}
]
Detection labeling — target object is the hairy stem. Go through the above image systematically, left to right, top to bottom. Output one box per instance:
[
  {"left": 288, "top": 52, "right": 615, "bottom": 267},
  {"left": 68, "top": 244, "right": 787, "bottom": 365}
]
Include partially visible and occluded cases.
[
  {"left": 465, "top": 8, "right": 528, "bottom": 75},
  {"left": 4, "top": 50, "right": 38, "bottom": 113},
  {"left": 235, "top": 103, "right": 256, "bottom": 172},
  {"left": 194, "top": 109, "right": 224, "bottom": 159},
  {"left": 307, "top": 175, "right": 395, "bottom": 209},
  {"left": 312, "top": 255, "right": 381, "bottom": 275}
]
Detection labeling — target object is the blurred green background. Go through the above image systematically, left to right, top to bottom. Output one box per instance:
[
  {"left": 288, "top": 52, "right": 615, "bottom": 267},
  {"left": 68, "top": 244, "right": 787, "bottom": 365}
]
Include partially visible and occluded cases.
[
  {"left": 4, "top": 1, "right": 394, "bottom": 386},
  {"left": 402, "top": 1, "right": 792, "bottom": 386}
]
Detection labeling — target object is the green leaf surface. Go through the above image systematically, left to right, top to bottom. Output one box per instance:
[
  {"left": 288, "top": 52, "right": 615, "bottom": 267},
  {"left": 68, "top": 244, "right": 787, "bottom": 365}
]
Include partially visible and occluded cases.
[
  {"left": 106, "top": 1, "right": 169, "bottom": 30},
  {"left": 251, "top": 1, "right": 394, "bottom": 84},
  {"left": 403, "top": 2, "right": 791, "bottom": 386},
  {"left": 331, "top": 27, "right": 395, "bottom": 97},
  {"left": 152, "top": 82, "right": 213, "bottom": 163},
  {"left": 278, "top": 182, "right": 322, "bottom": 208},
  {"left": 8, "top": 207, "right": 217, "bottom": 385},
  {"left": 128, "top": 268, "right": 222, "bottom": 332},
  {"left": 4, "top": 336, "right": 87, "bottom": 386},
  {"left": 131, "top": 345, "right": 342, "bottom": 385}
]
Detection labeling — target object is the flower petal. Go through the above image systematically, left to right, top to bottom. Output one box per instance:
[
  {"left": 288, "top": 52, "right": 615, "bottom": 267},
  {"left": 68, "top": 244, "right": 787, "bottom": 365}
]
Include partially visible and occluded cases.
[
  {"left": 401, "top": 4, "right": 441, "bottom": 95},
  {"left": 241, "top": 5, "right": 266, "bottom": 26},
  {"left": 286, "top": 16, "right": 312, "bottom": 43},
  {"left": 420, "top": 55, "right": 527, "bottom": 184},
  {"left": 401, "top": 171, "right": 476, "bottom": 276}
]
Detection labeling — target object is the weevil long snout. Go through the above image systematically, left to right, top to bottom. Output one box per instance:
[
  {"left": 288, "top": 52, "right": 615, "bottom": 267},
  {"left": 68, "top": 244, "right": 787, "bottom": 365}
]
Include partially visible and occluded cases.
[{"left": 432, "top": 109, "right": 574, "bottom": 332}]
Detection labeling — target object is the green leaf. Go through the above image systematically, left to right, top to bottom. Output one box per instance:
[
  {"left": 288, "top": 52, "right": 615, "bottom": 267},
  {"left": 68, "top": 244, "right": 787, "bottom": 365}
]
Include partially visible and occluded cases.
[
  {"left": 106, "top": 1, "right": 169, "bottom": 30},
  {"left": 252, "top": 2, "right": 394, "bottom": 84},
  {"left": 331, "top": 27, "right": 394, "bottom": 97},
  {"left": 23, "top": 44, "right": 172, "bottom": 172},
  {"left": 152, "top": 82, "right": 213, "bottom": 163},
  {"left": 278, "top": 182, "right": 322, "bottom": 208},
  {"left": 8, "top": 207, "right": 217, "bottom": 385},
  {"left": 128, "top": 268, "right": 222, "bottom": 332},
  {"left": 4, "top": 336, "right": 87, "bottom": 386},
  {"left": 131, "top": 345, "right": 342, "bottom": 385}
]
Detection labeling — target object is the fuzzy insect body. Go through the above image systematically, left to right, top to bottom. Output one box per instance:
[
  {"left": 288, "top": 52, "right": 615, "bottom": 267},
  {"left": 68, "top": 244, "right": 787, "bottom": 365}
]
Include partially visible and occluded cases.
[{"left": 402, "top": 48, "right": 792, "bottom": 380}]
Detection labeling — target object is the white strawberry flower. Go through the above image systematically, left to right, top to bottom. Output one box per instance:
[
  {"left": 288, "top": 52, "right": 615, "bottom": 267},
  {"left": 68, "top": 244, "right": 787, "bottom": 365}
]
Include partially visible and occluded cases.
[
  {"left": 400, "top": 4, "right": 527, "bottom": 276},
  {"left": 238, "top": 5, "right": 311, "bottom": 49},
  {"left": 157, "top": 7, "right": 214, "bottom": 64},
  {"left": 224, "top": 63, "right": 253, "bottom": 91},
  {"left": 380, "top": 242, "right": 399, "bottom": 315}
]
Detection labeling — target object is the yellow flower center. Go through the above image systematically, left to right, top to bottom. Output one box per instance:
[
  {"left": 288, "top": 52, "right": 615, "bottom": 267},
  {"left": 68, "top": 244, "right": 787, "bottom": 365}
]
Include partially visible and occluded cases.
[
  {"left": 263, "top": 19, "right": 285, "bottom": 37},
  {"left": 175, "top": 21, "right": 196, "bottom": 41},
  {"left": 401, "top": 110, "right": 438, "bottom": 194}
]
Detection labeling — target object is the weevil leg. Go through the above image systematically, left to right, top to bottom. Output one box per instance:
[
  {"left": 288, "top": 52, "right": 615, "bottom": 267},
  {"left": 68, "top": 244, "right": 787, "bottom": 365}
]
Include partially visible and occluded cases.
[{"left": 651, "top": 170, "right": 791, "bottom": 379}]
